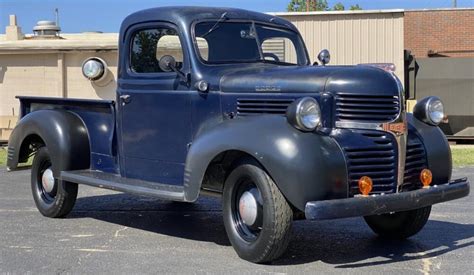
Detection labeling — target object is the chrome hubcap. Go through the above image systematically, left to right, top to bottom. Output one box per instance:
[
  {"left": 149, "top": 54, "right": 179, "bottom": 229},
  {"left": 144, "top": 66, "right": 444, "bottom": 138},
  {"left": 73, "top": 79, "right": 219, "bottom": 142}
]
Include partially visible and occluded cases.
[
  {"left": 41, "top": 168, "right": 55, "bottom": 193},
  {"left": 238, "top": 189, "right": 259, "bottom": 226}
]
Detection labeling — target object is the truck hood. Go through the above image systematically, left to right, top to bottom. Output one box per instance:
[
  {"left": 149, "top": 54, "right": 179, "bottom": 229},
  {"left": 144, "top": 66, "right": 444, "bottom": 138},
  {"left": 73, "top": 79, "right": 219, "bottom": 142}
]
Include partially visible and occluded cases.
[{"left": 219, "top": 65, "right": 400, "bottom": 96}]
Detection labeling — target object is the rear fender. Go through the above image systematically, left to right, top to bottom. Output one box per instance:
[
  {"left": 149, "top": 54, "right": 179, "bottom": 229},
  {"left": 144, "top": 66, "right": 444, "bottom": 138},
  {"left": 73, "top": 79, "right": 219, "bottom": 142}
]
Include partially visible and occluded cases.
[
  {"left": 7, "top": 110, "right": 90, "bottom": 177},
  {"left": 184, "top": 116, "right": 347, "bottom": 210}
]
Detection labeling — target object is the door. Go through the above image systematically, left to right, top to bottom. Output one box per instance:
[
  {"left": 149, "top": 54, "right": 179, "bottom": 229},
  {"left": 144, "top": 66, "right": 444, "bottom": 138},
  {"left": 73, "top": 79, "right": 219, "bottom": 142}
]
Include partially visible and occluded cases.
[{"left": 117, "top": 23, "right": 192, "bottom": 185}]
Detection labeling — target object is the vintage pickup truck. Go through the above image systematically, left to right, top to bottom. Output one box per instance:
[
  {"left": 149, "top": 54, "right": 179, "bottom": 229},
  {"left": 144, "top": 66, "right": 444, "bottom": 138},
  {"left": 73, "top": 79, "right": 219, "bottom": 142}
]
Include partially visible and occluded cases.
[{"left": 6, "top": 7, "right": 470, "bottom": 263}]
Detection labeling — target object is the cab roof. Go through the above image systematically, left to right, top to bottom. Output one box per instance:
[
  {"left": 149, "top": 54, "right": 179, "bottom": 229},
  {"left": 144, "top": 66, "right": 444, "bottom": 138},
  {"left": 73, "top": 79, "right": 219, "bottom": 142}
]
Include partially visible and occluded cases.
[{"left": 120, "top": 6, "right": 298, "bottom": 33}]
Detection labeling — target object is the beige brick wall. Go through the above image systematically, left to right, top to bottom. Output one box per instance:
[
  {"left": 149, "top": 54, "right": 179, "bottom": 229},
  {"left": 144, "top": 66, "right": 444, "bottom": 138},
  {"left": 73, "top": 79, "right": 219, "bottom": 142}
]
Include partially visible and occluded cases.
[
  {"left": 0, "top": 50, "right": 117, "bottom": 117},
  {"left": 64, "top": 51, "right": 117, "bottom": 100},
  {"left": 0, "top": 53, "right": 60, "bottom": 116}
]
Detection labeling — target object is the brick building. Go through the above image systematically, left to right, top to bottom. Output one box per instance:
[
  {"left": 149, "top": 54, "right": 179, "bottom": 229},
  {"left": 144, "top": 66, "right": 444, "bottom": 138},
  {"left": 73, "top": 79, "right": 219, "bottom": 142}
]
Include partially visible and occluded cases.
[{"left": 404, "top": 8, "right": 474, "bottom": 58}]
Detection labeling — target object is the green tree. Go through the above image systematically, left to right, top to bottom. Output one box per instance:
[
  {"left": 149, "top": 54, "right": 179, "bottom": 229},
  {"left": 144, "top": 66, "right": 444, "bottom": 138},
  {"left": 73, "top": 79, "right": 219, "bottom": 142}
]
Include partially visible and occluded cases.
[
  {"left": 287, "top": 0, "right": 329, "bottom": 11},
  {"left": 287, "top": 0, "right": 362, "bottom": 11},
  {"left": 333, "top": 2, "right": 345, "bottom": 10},
  {"left": 349, "top": 4, "right": 362, "bottom": 10},
  {"left": 131, "top": 29, "right": 161, "bottom": 73}
]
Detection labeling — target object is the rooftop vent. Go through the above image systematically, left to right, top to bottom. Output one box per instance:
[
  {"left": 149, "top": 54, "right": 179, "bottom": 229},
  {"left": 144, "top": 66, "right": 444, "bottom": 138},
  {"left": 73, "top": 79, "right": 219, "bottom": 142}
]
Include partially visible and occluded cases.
[{"left": 33, "top": 20, "right": 61, "bottom": 38}]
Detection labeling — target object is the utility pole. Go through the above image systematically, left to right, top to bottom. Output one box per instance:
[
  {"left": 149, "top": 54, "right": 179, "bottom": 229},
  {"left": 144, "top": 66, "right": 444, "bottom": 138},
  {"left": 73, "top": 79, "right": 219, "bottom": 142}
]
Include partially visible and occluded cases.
[{"left": 452, "top": 0, "right": 457, "bottom": 8}]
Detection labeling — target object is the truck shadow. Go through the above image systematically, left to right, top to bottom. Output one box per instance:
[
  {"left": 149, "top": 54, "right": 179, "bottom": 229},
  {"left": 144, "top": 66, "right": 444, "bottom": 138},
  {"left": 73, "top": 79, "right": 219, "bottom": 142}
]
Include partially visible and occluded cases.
[
  {"left": 71, "top": 193, "right": 473, "bottom": 267},
  {"left": 71, "top": 194, "right": 231, "bottom": 246},
  {"left": 275, "top": 220, "right": 474, "bottom": 267}
]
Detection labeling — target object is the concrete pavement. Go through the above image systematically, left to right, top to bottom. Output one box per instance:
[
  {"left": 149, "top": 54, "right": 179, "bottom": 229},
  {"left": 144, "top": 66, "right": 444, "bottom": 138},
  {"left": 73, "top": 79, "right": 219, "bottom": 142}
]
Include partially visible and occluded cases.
[{"left": 0, "top": 167, "right": 473, "bottom": 274}]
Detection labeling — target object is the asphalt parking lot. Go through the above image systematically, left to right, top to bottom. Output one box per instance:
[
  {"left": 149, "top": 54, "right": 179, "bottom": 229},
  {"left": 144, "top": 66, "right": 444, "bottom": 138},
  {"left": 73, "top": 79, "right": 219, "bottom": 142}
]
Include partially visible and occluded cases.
[{"left": 0, "top": 167, "right": 473, "bottom": 274}]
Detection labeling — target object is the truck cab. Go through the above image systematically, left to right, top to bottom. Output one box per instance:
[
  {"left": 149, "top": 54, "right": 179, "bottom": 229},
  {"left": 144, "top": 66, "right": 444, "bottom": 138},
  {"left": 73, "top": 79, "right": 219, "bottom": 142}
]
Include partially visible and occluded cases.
[{"left": 6, "top": 7, "right": 469, "bottom": 263}]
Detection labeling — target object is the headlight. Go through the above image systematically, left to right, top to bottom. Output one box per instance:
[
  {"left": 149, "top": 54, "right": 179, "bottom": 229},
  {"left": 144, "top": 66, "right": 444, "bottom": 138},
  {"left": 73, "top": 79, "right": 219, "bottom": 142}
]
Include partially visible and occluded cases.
[
  {"left": 82, "top": 57, "right": 107, "bottom": 81},
  {"left": 413, "top": 96, "right": 445, "bottom": 125},
  {"left": 286, "top": 97, "right": 322, "bottom": 131}
]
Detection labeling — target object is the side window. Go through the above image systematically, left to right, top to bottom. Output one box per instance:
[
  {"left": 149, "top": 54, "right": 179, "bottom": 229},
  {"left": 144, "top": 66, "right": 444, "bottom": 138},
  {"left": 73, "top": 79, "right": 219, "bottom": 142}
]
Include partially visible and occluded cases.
[
  {"left": 130, "top": 27, "right": 184, "bottom": 73},
  {"left": 195, "top": 37, "right": 209, "bottom": 61},
  {"left": 261, "top": 37, "right": 297, "bottom": 64}
]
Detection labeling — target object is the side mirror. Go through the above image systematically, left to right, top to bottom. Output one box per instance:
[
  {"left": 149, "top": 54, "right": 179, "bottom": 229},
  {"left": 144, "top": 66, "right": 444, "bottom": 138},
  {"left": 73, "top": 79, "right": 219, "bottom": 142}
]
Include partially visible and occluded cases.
[
  {"left": 317, "top": 49, "right": 330, "bottom": 66},
  {"left": 158, "top": 55, "right": 176, "bottom": 72},
  {"left": 158, "top": 55, "right": 190, "bottom": 85}
]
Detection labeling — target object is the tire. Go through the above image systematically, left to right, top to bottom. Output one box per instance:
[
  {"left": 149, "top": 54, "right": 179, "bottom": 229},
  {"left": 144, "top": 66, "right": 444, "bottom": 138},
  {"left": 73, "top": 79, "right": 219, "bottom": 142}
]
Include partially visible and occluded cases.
[
  {"left": 31, "top": 147, "right": 78, "bottom": 218},
  {"left": 222, "top": 158, "right": 293, "bottom": 263},
  {"left": 364, "top": 206, "right": 431, "bottom": 239}
]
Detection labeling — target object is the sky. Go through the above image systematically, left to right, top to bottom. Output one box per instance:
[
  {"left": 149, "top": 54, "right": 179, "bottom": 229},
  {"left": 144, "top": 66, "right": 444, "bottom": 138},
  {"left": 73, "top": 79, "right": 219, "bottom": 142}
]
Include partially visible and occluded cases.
[{"left": 1, "top": 0, "right": 473, "bottom": 34}]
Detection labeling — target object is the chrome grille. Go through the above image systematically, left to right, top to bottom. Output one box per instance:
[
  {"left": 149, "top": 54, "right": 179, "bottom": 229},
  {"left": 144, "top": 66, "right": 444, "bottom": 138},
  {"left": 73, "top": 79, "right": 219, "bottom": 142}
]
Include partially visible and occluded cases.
[
  {"left": 335, "top": 93, "right": 400, "bottom": 123},
  {"left": 236, "top": 98, "right": 293, "bottom": 116},
  {"left": 344, "top": 130, "right": 397, "bottom": 196}
]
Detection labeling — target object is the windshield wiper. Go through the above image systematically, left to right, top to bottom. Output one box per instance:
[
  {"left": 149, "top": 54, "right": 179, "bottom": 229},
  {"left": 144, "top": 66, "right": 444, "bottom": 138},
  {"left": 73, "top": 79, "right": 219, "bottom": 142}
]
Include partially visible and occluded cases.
[{"left": 201, "top": 12, "right": 228, "bottom": 38}]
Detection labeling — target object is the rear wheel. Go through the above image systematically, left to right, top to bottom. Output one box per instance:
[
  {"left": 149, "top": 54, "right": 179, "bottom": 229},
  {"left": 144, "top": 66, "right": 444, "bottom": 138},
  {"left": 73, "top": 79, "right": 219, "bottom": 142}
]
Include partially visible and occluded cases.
[
  {"left": 31, "top": 147, "right": 78, "bottom": 218},
  {"left": 222, "top": 158, "right": 293, "bottom": 263},
  {"left": 364, "top": 206, "right": 431, "bottom": 239}
]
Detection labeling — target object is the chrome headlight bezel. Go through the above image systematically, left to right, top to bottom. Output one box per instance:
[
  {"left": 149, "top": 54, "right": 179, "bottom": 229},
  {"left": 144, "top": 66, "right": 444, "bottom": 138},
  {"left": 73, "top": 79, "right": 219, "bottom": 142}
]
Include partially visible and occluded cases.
[
  {"left": 81, "top": 57, "right": 107, "bottom": 81},
  {"left": 413, "top": 96, "right": 445, "bottom": 126},
  {"left": 286, "top": 97, "right": 322, "bottom": 132}
]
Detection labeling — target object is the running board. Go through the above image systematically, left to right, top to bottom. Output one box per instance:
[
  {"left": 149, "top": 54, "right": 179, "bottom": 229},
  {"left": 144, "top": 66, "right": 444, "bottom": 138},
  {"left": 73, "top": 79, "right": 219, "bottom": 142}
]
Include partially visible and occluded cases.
[{"left": 61, "top": 170, "right": 185, "bottom": 201}]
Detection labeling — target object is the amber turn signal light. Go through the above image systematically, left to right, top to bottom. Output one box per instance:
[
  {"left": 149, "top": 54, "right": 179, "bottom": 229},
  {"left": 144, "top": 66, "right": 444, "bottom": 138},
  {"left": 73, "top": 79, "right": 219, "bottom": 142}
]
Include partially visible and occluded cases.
[
  {"left": 420, "top": 169, "right": 433, "bottom": 188},
  {"left": 358, "top": 176, "right": 373, "bottom": 196}
]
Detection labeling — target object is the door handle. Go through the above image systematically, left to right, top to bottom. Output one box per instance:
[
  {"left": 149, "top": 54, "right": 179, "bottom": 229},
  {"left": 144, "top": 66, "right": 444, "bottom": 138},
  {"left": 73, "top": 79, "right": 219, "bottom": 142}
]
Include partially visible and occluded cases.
[{"left": 120, "top": 94, "right": 132, "bottom": 105}]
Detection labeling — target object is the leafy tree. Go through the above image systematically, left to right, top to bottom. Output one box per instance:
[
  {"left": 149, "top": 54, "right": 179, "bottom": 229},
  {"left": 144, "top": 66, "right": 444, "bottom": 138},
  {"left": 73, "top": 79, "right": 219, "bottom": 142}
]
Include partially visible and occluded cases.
[
  {"left": 287, "top": 0, "right": 329, "bottom": 12},
  {"left": 287, "top": 0, "right": 362, "bottom": 11},
  {"left": 333, "top": 2, "right": 345, "bottom": 10},
  {"left": 349, "top": 4, "right": 362, "bottom": 10},
  {"left": 131, "top": 30, "right": 161, "bottom": 73}
]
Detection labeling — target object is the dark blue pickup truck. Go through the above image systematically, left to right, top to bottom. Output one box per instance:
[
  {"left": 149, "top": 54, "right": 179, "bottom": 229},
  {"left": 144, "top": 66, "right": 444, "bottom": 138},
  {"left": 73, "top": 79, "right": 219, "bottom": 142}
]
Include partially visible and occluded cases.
[{"left": 6, "top": 7, "right": 470, "bottom": 263}]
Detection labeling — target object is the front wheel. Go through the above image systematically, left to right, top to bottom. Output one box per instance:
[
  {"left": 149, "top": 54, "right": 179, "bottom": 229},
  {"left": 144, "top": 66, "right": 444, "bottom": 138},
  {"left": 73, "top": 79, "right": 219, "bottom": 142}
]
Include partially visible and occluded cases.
[
  {"left": 31, "top": 147, "right": 78, "bottom": 218},
  {"left": 222, "top": 158, "right": 293, "bottom": 263},
  {"left": 364, "top": 206, "right": 431, "bottom": 239}
]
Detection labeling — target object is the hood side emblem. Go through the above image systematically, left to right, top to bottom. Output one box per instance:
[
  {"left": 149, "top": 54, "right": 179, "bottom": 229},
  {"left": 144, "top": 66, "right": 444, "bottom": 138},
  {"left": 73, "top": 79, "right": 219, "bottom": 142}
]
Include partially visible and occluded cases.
[{"left": 255, "top": 85, "right": 281, "bottom": 92}]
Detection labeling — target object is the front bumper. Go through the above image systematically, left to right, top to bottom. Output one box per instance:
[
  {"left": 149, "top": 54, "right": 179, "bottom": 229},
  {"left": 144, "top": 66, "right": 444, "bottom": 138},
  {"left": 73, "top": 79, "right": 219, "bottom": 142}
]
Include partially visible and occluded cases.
[{"left": 305, "top": 178, "right": 470, "bottom": 220}]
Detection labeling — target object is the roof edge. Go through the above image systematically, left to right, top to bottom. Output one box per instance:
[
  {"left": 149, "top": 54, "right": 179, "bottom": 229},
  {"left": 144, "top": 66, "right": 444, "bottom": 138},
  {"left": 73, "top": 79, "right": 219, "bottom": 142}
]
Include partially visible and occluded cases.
[
  {"left": 405, "top": 7, "right": 474, "bottom": 12},
  {"left": 268, "top": 9, "right": 405, "bottom": 16}
]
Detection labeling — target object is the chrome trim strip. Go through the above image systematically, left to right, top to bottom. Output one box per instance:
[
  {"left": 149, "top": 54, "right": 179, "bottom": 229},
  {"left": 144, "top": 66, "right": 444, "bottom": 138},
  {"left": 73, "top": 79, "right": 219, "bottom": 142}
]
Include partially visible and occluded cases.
[
  {"left": 393, "top": 74, "right": 407, "bottom": 192},
  {"left": 390, "top": 112, "right": 407, "bottom": 192},
  {"left": 335, "top": 121, "right": 383, "bottom": 130}
]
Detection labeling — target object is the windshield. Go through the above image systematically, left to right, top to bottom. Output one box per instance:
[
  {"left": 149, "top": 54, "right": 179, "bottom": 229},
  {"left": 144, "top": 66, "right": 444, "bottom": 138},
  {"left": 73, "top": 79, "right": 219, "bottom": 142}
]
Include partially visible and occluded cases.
[{"left": 194, "top": 21, "right": 308, "bottom": 65}]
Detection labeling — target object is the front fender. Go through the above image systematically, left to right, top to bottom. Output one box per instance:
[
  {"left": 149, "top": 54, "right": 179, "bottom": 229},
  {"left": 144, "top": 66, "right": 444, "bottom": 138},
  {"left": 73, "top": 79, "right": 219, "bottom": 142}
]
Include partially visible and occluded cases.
[
  {"left": 7, "top": 110, "right": 90, "bottom": 177},
  {"left": 407, "top": 113, "right": 452, "bottom": 184},
  {"left": 184, "top": 116, "right": 347, "bottom": 210}
]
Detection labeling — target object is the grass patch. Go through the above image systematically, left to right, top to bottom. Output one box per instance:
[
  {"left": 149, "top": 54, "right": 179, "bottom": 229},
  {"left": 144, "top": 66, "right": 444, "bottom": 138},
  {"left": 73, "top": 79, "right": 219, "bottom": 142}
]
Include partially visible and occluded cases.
[
  {"left": 0, "top": 147, "right": 6, "bottom": 167},
  {"left": 0, "top": 147, "right": 33, "bottom": 168},
  {"left": 451, "top": 147, "right": 474, "bottom": 167}
]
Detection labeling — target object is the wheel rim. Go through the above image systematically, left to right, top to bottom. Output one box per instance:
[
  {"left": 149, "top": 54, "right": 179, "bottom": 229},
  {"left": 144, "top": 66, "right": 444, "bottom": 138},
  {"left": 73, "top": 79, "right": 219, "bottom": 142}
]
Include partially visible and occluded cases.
[
  {"left": 36, "top": 160, "right": 57, "bottom": 203},
  {"left": 231, "top": 178, "right": 263, "bottom": 242}
]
